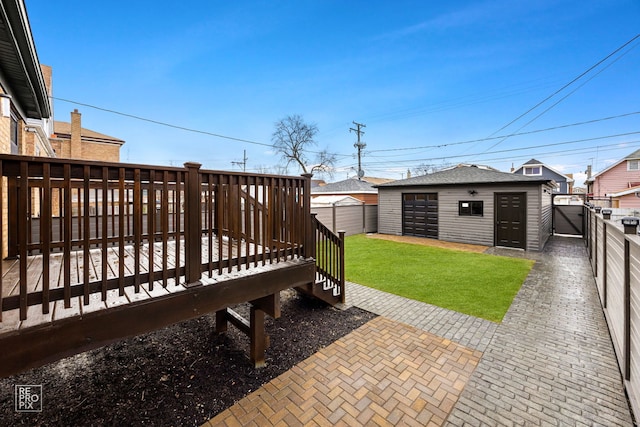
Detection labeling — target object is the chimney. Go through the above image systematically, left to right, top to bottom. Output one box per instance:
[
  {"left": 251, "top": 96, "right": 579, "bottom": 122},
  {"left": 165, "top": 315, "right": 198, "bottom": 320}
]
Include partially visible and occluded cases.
[
  {"left": 70, "top": 109, "right": 82, "bottom": 158},
  {"left": 510, "top": 162, "right": 515, "bottom": 173},
  {"left": 585, "top": 165, "right": 592, "bottom": 179},
  {"left": 406, "top": 169, "right": 412, "bottom": 179}
]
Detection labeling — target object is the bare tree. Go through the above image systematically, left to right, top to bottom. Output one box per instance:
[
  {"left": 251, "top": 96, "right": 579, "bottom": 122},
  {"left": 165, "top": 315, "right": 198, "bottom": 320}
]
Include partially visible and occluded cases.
[
  {"left": 271, "top": 114, "right": 336, "bottom": 175},
  {"left": 413, "top": 162, "right": 452, "bottom": 176}
]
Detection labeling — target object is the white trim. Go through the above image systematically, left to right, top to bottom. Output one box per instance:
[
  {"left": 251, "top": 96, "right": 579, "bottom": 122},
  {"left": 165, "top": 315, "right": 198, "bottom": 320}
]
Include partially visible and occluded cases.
[
  {"left": 513, "top": 161, "right": 574, "bottom": 182},
  {"left": 523, "top": 166, "right": 542, "bottom": 176},
  {"left": 608, "top": 186, "right": 640, "bottom": 197}
]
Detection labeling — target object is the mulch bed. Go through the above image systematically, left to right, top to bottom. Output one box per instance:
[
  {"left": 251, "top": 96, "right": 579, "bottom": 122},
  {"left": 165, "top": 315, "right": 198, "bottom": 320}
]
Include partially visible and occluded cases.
[{"left": 0, "top": 289, "right": 376, "bottom": 426}]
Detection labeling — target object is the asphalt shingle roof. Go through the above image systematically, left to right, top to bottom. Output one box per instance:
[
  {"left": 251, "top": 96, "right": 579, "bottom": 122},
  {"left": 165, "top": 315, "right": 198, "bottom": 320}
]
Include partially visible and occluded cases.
[
  {"left": 53, "top": 121, "right": 125, "bottom": 145},
  {"left": 625, "top": 149, "right": 640, "bottom": 160},
  {"left": 377, "top": 165, "right": 553, "bottom": 187},
  {"left": 312, "top": 178, "right": 377, "bottom": 193}
]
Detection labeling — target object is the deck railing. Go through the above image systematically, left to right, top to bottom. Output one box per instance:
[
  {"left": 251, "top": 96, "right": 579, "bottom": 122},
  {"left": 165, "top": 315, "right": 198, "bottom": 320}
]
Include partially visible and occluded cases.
[
  {"left": 0, "top": 155, "right": 311, "bottom": 321},
  {"left": 311, "top": 214, "right": 345, "bottom": 304}
]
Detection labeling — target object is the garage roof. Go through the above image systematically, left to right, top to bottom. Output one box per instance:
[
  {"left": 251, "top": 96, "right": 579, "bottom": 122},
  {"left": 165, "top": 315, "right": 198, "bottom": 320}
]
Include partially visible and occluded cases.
[{"left": 377, "top": 165, "right": 554, "bottom": 188}]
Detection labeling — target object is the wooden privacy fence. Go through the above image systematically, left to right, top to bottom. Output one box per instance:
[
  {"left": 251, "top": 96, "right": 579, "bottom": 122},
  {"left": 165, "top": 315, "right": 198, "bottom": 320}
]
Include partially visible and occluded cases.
[
  {"left": 0, "top": 154, "right": 315, "bottom": 322},
  {"left": 586, "top": 206, "right": 640, "bottom": 417}
]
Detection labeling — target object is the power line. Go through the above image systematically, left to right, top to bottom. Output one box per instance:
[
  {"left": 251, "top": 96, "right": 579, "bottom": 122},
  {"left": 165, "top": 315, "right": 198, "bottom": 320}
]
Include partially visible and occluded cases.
[
  {"left": 485, "top": 33, "right": 640, "bottom": 140},
  {"left": 475, "top": 37, "right": 640, "bottom": 155},
  {"left": 53, "top": 96, "right": 273, "bottom": 147},
  {"left": 367, "top": 111, "right": 640, "bottom": 154},
  {"left": 351, "top": 131, "right": 640, "bottom": 166},
  {"left": 355, "top": 141, "right": 640, "bottom": 174}
]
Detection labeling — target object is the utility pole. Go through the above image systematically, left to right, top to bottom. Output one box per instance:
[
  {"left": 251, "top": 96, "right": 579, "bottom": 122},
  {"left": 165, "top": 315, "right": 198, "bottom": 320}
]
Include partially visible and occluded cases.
[
  {"left": 350, "top": 121, "right": 366, "bottom": 180},
  {"left": 231, "top": 149, "right": 248, "bottom": 172}
]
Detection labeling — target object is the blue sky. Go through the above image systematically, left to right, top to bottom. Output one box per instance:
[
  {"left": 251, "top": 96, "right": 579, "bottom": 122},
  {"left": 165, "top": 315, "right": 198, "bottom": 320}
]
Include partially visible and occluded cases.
[{"left": 26, "top": 0, "right": 640, "bottom": 186}]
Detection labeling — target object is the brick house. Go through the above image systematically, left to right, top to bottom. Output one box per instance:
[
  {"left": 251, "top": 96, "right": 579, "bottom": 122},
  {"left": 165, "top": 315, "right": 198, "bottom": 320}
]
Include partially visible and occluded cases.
[
  {"left": 51, "top": 109, "right": 124, "bottom": 162},
  {"left": 585, "top": 149, "right": 640, "bottom": 208}
]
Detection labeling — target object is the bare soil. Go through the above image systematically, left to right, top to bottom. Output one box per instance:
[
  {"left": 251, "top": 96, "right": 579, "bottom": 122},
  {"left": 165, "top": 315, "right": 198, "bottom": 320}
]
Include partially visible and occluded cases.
[{"left": 0, "top": 290, "right": 375, "bottom": 426}]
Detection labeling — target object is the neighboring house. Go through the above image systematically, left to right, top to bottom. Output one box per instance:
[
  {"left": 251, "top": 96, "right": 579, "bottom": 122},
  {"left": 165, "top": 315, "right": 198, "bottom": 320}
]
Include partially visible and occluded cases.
[
  {"left": 51, "top": 109, "right": 125, "bottom": 162},
  {"left": 585, "top": 149, "right": 640, "bottom": 208},
  {"left": 512, "top": 159, "right": 574, "bottom": 194},
  {"left": 376, "top": 165, "right": 555, "bottom": 251},
  {"left": 311, "top": 177, "right": 391, "bottom": 205}
]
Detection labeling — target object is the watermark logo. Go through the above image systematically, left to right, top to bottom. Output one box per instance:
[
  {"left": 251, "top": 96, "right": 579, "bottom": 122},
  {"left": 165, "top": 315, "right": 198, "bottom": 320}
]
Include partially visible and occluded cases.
[{"left": 15, "top": 385, "right": 42, "bottom": 412}]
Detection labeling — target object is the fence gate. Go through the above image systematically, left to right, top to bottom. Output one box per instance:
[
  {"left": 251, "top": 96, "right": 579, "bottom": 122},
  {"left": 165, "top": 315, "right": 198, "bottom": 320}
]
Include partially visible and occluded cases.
[{"left": 552, "top": 194, "right": 585, "bottom": 236}]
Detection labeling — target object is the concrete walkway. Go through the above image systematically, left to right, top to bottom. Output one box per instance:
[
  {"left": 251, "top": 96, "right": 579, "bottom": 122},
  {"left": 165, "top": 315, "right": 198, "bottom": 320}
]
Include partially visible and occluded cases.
[
  {"left": 205, "top": 236, "right": 634, "bottom": 426},
  {"left": 447, "top": 237, "right": 633, "bottom": 426}
]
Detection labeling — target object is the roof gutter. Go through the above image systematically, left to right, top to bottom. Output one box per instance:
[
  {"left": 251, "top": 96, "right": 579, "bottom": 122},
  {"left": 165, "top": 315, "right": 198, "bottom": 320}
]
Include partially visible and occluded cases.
[{"left": 0, "top": 0, "right": 51, "bottom": 119}]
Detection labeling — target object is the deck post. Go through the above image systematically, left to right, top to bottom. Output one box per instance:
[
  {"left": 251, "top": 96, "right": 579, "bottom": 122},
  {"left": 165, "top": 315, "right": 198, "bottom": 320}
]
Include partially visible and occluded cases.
[
  {"left": 184, "top": 162, "right": 202, "bottom": 287},
  {"left": 301, "top": 173, "right": 313, "bottom": 259},
  {"left": 250, "top": 306, "right": 267, "bottom": 368},
  {"left": 215, "top": 309, "right": 228, "bottom": 333}
]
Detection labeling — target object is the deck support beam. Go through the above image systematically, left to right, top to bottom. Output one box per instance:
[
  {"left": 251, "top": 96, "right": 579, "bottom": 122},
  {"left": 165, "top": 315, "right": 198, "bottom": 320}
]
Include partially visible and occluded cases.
[
  {"left": 0, "top": 260, "right": 313, "bottom": 378},
  {"left": 215, "top": 293, "right": 280, "bottom": 368}
]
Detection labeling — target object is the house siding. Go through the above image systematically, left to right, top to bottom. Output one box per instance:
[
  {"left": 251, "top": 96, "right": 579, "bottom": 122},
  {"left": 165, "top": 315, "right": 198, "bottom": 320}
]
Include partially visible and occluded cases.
[
  {"left": 592, "top": 161, "right": 640, "bottom": 208},
  {"left": 514, "top": 166, "right": 569, "bottom": 193},
  {"left": 379, "top": 183, "right": 549, "bottom": 250},
  {"left": 539, "top": 185, "right": 553, "bottom": 248},
  {"left": 312, "top": 204, "right": 378, "bottom": 236}
]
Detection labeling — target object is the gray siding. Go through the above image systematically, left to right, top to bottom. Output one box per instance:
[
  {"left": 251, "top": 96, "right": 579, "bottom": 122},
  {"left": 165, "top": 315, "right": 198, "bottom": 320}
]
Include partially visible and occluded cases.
[
  {"left": 378, "top": 183, "right": 548, "bottom": 250},
  {"left": 539, "top": 185, "right": 553, "bottom": 249},
  {"left": 378, "top": 190, "right": 403, "bottom": 235},
  {"left": 312, "top": 205, "right": 378, "bottom": 236},
  {"left": 336, "top": 205, "right": 366, "bottom": 236},
  {"left": 364, "top": 205, "right": 378, "bottom": 233},
  {"left": 313, "top": 207, "right": 334, "bottom": 233}
]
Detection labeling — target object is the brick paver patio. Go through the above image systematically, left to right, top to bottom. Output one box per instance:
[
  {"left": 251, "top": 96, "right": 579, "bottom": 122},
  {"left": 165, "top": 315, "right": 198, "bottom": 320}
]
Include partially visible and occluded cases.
[
  {"left": 204, "top": 236, "right": 634, "bottom": 426},
  {"left": 205, "top": 316, "right": 481, "bottom": 426}
]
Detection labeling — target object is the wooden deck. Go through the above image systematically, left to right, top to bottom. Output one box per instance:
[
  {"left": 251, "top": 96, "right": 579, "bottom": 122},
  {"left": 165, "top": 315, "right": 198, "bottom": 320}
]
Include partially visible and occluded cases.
[
  {"left": 0, "top": 155, "right": 343, "bottom": 377},
  {"left": 0, "top": 236, "right": 316, "bottom": 376},
  {"left": 1, "top": 236, "right": 272, "bottom": 333}
]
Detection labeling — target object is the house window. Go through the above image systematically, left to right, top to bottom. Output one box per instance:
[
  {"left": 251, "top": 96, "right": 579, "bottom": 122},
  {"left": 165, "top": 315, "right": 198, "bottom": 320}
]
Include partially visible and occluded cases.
[
  {"left": 10, "top": 112, "right": 18, "bottom": 154},
  {"left": 628, "top": 160, "right": 640, "bottom": 171},
  {"left": 524, "top": 166, "right": 541, "bottom": 175},
  {"left": 459, "top": 200, "right": 483, "bottom": 216}
]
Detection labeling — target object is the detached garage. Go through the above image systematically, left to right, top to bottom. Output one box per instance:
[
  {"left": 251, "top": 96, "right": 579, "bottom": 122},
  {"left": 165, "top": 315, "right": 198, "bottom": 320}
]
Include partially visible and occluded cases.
[{"left": 377, "top": 165, "right": 555, "bottom": 251}]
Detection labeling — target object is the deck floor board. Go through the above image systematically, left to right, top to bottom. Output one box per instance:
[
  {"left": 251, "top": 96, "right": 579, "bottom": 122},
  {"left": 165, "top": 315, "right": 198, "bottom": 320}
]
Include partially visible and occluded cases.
[{"left": 0, "top": 237, "right": 284, "bottom": 335}]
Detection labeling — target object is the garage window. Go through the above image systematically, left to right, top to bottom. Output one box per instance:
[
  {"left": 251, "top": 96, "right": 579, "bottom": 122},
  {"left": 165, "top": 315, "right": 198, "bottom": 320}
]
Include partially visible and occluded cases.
[{"left": 459, "top": 201, "right": 483, "bottom": 216}]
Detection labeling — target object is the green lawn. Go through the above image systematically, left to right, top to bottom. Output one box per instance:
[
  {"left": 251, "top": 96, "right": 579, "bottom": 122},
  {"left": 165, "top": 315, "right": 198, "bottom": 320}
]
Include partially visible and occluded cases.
[{"left": 344, "top": 235, "right": 534, "bottom": 322}]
